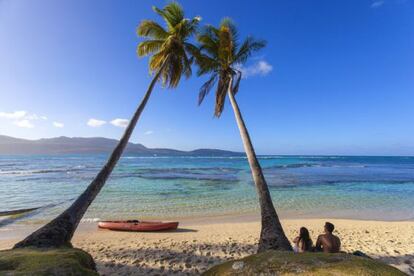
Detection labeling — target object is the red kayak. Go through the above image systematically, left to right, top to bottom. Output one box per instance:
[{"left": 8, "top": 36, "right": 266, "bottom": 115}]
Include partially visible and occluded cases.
[{"left": 98, "top": 220, "right": 179, "bottom": 232}]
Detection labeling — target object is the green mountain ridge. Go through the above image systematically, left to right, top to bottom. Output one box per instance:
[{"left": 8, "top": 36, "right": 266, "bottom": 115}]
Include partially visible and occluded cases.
[{"left": 0, "top": 135, "right": 243, "bottom": 156}]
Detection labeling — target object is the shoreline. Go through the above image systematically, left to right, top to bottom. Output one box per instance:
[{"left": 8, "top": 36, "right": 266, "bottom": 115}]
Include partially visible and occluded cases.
[
  {"left": 2, "top": 207, "right": 413, "bottom": 231},
  {"left": 1, "top": 215, "right": 413, "bottom": 275}
]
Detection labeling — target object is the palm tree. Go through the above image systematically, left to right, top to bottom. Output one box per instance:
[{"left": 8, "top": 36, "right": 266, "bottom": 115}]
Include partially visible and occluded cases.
[
  {"left": 14, "top": 2, "right": 200, "bottom": 248},
  {"left": 195, "top": 19, "right": 292, "bottom": 252}
]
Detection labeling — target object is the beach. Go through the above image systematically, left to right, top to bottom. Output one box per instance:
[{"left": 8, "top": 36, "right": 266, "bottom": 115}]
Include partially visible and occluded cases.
[
  {"left": 1, "top": 155, "right": 414, "bottom": 274},
  {"left": 1, "top": 215, "right": 413, "bottom": 275}
]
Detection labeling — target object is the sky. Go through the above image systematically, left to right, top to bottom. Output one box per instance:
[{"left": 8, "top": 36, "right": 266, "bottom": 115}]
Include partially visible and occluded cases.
[{"left": 0, "top": 0, "right": 413, "bottom": 155}]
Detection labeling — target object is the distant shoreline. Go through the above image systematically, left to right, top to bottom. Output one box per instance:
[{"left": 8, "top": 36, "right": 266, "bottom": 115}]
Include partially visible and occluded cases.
[
  {"left": 0, "top": 135, "right": 243, "bottom": 155},
  {"left": 2, "top": 135, "right": 414, "bottom": 157}
]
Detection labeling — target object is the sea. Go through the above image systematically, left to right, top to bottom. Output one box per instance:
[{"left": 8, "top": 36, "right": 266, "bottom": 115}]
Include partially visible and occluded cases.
[{"left": 1, "top": 155, "right": 414, "bottom": 228}]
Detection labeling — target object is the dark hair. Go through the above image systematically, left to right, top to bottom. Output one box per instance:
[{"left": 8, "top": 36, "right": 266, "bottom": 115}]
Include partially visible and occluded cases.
[
  {"left": 325, "top": 222, "right": 335, "bottom": 233},
  {"left": 298, "top": 227, "right": 313, "bottom": 251}
]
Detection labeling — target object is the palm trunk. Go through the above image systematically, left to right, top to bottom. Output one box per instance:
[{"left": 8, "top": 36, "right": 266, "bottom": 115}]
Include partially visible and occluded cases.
[
  {"left": 14, "top": 64, "right": 166, "bottom": 249},
  {"left": 227, "top": 78, "right": 292, "bottom": 252}
]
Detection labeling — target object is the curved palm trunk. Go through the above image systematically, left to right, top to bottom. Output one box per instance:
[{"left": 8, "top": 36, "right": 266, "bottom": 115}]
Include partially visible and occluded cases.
[
  {"left": 14, "top": 65, "right": 165, "bottom": 249},
  {"left": 227, "top": 79, "right": 292, "bottom": 252}
]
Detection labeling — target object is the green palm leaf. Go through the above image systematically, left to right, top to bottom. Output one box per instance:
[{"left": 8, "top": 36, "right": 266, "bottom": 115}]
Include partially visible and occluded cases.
[
  {"left": 137, "top": 2, "right": 200, "bottom": 88},
  {"left": 194, "top": 17, "right": 265, "bottom": 116},
  {"left": 137, "top": 20, "right": 168, "bottom": 40},
  {"left": 234, "top": 37, "right": 266, "bottom": 65},
  {"left": 137, "top": 40, "right": 164, "bottom": 57}
]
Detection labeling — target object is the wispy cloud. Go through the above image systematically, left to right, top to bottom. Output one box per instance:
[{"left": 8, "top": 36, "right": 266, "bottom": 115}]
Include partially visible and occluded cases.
[
  {"left": 371, "top": 0, "right": 385, "bottom": 8},
  {"left": 237, "top": 60, "right": 273, "bottom": 78},
  {"left": 0, "top": 110, "right": 49, "bottom": 129},
  {"left": 0, "top": 111, "right": 27, "bottom": 119},
  {"left": 25, "top": 114, "right": 48, "bottom": 121},
  {"left": 87, "top": 118, "right": 106, "bottom": 127},
  {"left": 110, "top": 118, "right": 129, "bottom": 128},
  {"left": 14, "top": 120, "right": 34, "bottom": 128},
  {"left": 53, "top": 122, "right": 64, "bottom": 128},
  {"left": 144, "top": 130, "right": 153, "bottom": 135}
]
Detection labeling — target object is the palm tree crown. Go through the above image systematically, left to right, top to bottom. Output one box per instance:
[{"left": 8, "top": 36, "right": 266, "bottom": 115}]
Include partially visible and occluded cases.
[
  {"left": 137, "top": 2, "right": 200, "bottom": 88},
  {"left": 195, "top": 18, "right": 266, "bottom": 116}
]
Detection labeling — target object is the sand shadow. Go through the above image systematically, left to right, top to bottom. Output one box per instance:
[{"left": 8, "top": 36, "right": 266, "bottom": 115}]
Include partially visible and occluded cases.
[
  {"left": 97, "top": 228, "right": 198, "bottom": 233},
  {"left": 159, "top": 228, "right": 198, "bottom": 233},
  {"left": 88, "top": 241, "right": 256, "bottom": 276},
  {"left": 89, "top": 244, "right": 413, "bottom": 276},
  {"left": 376, "top": 254, "right": 414, "bottom": 275}
]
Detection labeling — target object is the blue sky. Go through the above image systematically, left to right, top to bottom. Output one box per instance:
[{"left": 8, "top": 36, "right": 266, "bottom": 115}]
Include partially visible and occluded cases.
[{"left": 0, "top": 0, "right": 413, "bottom": 155}]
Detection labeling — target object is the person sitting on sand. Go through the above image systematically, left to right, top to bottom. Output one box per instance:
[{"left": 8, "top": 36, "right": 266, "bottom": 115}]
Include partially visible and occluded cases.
[
  {"left": 315, "top": 222, "right": 341, "bottom": 253},
  {"left": 293, "top": 227, "right": 313, "bottom": 253}
]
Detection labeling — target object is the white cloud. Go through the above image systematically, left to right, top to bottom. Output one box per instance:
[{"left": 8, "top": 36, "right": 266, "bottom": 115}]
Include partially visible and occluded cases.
[
  {"left": 371, "top": 1, "right": 385, "bottom": 8},
  {"left": 237, "top": 60, "right": 273, "bottom": 78},
  {"left": 0, "top": 110, "right": 55, "bottom": 129},
  {"left": 0, "top": 111, "right": 27, "bottom": 119},
  {"left": 0, "top": 111, "right": 48, "bottom": 122},
  {"left": 25, "top": 114, "right": 47, "bottom": 120},
  {"left": 87, "top": 118, "right": 106, "bottom": 127},
  {"left": 110, "top": 118, "right": 129, "bottom": 128},
  {"left": 14, "top": 120, "right": 34, "bottom": 128},
  {"left": 53, "top": 122, "right": 64, "bottom": 128},
  {"left": 144, "top": 130, "right": 154, "bottom": 135}
]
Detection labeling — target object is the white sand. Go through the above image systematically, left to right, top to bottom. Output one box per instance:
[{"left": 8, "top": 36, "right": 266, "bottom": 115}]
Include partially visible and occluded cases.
[{"left": 1, "top": 217, "right": 413, "bottom": 275}]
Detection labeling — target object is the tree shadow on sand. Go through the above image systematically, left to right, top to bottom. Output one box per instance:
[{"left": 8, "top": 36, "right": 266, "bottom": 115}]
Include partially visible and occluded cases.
[
  {"left": 89, "top": 241, "right": 256, "bottom": 276},
  {"left": 88, "top": 242, "right": 413, "bottom": 276},
  {"left": 376, "top": 254, "right": 414, "bottom": 275}
]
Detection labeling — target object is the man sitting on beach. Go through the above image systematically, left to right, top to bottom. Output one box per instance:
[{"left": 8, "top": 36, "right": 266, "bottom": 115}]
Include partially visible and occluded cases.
[{"left": 315, "top": 222, "right": 341, "bottom": 253}]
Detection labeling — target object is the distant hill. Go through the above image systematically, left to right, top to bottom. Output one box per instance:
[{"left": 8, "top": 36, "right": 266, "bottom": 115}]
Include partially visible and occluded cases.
[{"left": 0, "top": 135, "right": 243, "bottom": 156}]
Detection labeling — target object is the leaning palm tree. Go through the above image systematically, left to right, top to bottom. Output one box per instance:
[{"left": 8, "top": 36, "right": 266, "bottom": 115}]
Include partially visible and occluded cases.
[
  {"left": 14, "top": 2, "right": 200, "bottom": 248},
  {"left": 195, "top": 19, "right": 292, "bottom": 252}
]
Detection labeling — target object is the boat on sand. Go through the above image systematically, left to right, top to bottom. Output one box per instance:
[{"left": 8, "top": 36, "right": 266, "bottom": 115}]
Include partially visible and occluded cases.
[{"left": 98, "top": 220, "right": 179, "bottom": 232}]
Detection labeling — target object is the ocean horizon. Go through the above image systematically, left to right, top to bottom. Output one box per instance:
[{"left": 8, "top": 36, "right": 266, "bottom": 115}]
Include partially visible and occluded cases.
[{"left": 1, "top": 154, "right": 414, "bottom": 229}]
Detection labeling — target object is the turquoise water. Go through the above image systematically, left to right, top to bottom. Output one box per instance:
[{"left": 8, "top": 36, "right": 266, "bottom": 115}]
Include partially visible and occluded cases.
[{"left": 1, "top": 155, "right": 414, "bottom": 226}]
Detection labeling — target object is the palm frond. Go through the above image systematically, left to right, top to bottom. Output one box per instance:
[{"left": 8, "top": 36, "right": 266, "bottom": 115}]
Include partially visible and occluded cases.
[
  {"left": 153, "top": 2, "right": 184, "bottom": 32},
  {"left": 164, "top": 2, "right": 184, "bottom": 26},
  {"left": 179, "top": 16, "right": 201, "bottom": 38},
  {"left": 220, "top": 17, "right": 238, "bottom": 54},
  {"left": 220, "top": 18, "right": 237, "bottom": 37},
  {"left": 137, "top": 20, "right": 168, "bottom": 39},
  {"left": 197, "top": 25, "right": 220, "bottom": 58},
  {"left": 218, "top": 26, "right": 233, "bottom": 67},
  {"left": 234, "top": 37, "right": 266, "bottom": 64},
  {"left": 137, "top": 40, "right": 164, "bottom": 57},
  {"left": 184, "top": 42, "right": 200, "bottom": 59},
  {"left": 149, "top": 51, "right": 167, "bottom": 73},
  {"left": 160, "top": 53, "right": 184, "bottom": 88},
  {"left": 182, "top": 53, "right": 192, "bottom": 79},
  {"left": 195, "top": 54, "right": 218, "bottom": 76},
  {"left": 232, "top": 70, "right": 242, "bottom": 95},
  {"left": 198, "top": 74, "right": 217, "bottom": 105},
  {"left": 214, "top": 74, "right": 230, "bottom": 117}
]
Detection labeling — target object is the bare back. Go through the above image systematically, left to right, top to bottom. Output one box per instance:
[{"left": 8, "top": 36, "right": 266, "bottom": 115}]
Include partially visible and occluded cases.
[{"left": 316, "top": 233, "right": 341, "bottom": 253}]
